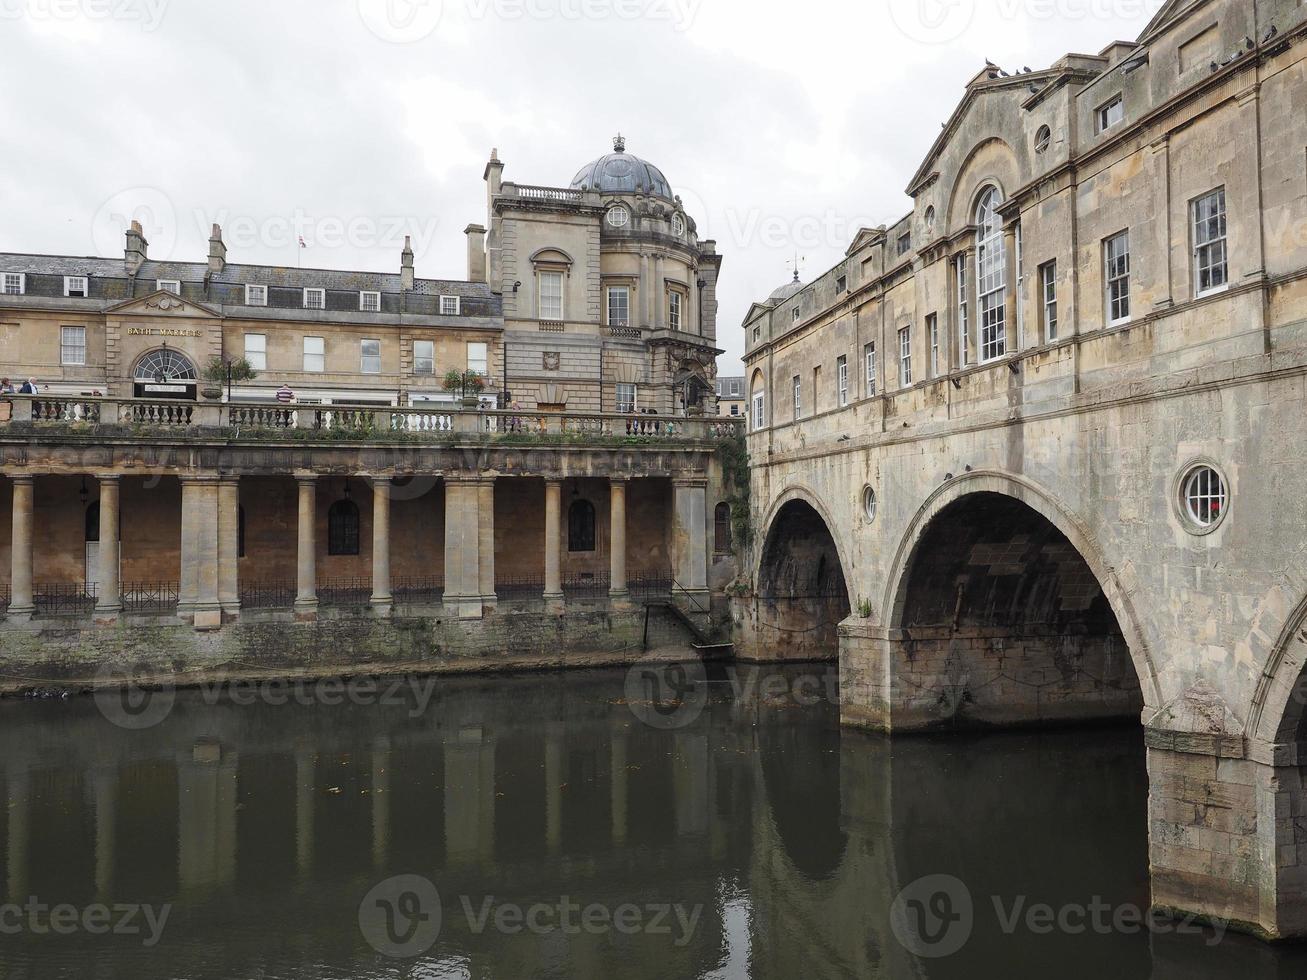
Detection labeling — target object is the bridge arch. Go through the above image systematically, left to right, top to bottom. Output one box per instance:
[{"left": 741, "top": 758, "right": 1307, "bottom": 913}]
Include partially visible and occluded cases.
[
  {"left": 882, "top": 471, "right": 1161, "bottom": 724},
  {"left": 748, "top": 486, "right": 853, "bottom": 661},
  {"left": 1249, "top": 592, "right": 1307, "bottom": 749}
]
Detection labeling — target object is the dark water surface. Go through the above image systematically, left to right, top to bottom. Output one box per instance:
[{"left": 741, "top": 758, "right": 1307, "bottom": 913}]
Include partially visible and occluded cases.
[{"left": 0, "top": 664, "right": 1304, "bottom": 979}]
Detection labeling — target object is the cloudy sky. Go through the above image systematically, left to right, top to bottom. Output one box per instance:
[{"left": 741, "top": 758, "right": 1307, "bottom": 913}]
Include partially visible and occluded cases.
[{"left": 0, "top": 0, "right": 1165, "bottom": 374}]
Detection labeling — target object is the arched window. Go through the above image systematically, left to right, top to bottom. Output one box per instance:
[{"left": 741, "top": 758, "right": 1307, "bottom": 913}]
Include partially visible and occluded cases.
[
  {"left": 975, "top": 187, "right": 1007, "bottom": 362},
  {"left": 132, "top": 348, "right": 198, "bottom": 382},
  {"left": 328, "top": 499, "right": 360, "bottom": 556},
  {"left": 568, "top": 499, "right": 596, "bottom": 553},
  {"left": 714, "top": 502, "right": 732, "bottom": 554}
]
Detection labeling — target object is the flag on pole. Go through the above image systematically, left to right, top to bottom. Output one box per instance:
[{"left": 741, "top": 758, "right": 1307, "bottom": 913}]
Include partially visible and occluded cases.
[{"left": 298, "top": 236, "right": 307, "bottom": 248}]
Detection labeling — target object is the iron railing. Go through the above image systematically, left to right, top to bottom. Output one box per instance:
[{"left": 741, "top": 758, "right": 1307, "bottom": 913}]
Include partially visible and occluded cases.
[
  {"left": 392, "top": 577, "right": 445, "bottom": 605},
  {"left": 317, "top": 578, "right": 372, "bottom": 608},
  {"left": 33, "top": 582, "right": 97, "bottom": 616},
  {"left": 122, "top": 582, "right": 179, "bottom": 614}
]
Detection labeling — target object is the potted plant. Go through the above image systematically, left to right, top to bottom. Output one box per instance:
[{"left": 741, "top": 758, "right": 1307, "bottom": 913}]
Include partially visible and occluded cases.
[
  {"left": 202, "top": 356, "right": 258, "bottom": 400},
  {"left": 444, "top": 369, "right": 486, "bottom": 408}
]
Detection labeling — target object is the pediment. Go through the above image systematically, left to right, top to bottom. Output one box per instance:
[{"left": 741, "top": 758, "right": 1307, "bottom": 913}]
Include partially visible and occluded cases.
[
  {"left": 1137, "top": 0, "right": 1207, "bottom": 44},
  {"left": 845, "top": 227, "right": 885, "bottom": 256},
  {"left": 107, "top": 291, "right": 222, "bottom": 318},
  {"left": 743, "top": 302, "right": 773, "bottom": 324}
]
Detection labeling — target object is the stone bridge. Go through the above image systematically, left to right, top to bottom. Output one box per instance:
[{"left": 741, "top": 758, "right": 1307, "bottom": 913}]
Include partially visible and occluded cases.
[{"left": 734, "top": 0, "right": 1307, "bottom": 939}]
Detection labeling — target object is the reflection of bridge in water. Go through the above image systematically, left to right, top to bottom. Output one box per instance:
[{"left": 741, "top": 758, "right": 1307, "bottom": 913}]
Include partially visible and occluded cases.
[{"left": 0, "top": 668, "right": 1295, "bottom": 977}]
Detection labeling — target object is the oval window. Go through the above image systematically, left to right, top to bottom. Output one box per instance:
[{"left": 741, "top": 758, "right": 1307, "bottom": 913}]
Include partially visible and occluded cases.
[
  {"left": 1035, "top": 125, "right": 1052, "bottom": 154},
  {"left": 606, "top": 206, "right": 629, "bottom": 228},
  {"left": 672, "top": 213, "right": 686, "bottom": 237},
  {"left": 1181, "top": 464, "right": 1228, "bottom": 530},
  {"left": 862, "top": 486, "right": 877, "bottom": 523}
]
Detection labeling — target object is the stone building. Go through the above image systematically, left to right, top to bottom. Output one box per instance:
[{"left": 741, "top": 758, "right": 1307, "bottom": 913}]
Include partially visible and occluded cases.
[
  {"left": 739, "top": 0, "right": 1307, "bottom": 941},
  {"left": 0, "top": 140, "right": 741, "bottom": 673},
  {"left": 714, "top": 376, "right": 746, "bottom": 418}
]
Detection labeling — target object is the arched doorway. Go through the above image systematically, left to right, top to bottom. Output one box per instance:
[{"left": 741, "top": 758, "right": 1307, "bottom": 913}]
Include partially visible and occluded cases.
[
  {"left": 132, "top": 348, "right": 198, "bottom": 400},
  {"left": 888, "top": 491, "right": 1142, "bottom": 729},
  {"left": 752, "top": 497, "right": 851, "bottom": 661}
]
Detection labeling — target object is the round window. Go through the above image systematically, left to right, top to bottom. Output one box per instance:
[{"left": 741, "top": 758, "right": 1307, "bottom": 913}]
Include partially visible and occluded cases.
[
  {"left": 1035, "top": 126, "right": 1052, "bottom": 155},
  {"left": 606, "top": 206, "right": 629, "bottom": 228},
  {"left": 671, "top": 213, "right": 686, "bottom": 237},
  {"left": 1180, "top": 464, "right": 1228, "bottom": 530},
  {"left": 862, "top": 486, "right": 877, "bottom": 523}
]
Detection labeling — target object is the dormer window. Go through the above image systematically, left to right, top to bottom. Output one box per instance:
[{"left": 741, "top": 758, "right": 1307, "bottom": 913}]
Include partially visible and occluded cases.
[
  {"left": 1096, "top": 96, "right": 1125, "bottom": 134},
  {"left": 2, "top": 273, "right": 26, "bottom": 295},
  {"left": 64, "top": 276, "right": 89, "bottom": 298},
  {"left": 157, "top": 279, "right": 181, "bottom": 295},
  {"left": 245, "top": 284, "right": 267, "bottom": 307},
  {"left": 303, "top": 288, "right": 326, "bottom": 310},
  {"left": 359, "top": 290, "right": 381, "bottom": 313},
  {"left": 439, "top": 295, "right": 461, "bottom": 316}
]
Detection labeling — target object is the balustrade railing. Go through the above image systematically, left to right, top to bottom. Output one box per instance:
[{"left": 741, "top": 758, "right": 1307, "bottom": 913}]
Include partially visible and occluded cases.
[{"left": 8, "top": 395, "right": 746, "bottom": 442}]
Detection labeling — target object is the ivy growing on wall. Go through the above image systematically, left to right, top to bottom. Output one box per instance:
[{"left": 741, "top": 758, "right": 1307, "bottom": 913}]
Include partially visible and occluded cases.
[{"left": 715, "top": 432, "right": 752, "bottom": 551}]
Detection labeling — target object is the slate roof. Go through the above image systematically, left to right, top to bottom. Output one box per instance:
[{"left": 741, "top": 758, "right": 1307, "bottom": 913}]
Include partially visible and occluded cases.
[{"left": 0, "top": 253, "right": 502, "bottom": 322}]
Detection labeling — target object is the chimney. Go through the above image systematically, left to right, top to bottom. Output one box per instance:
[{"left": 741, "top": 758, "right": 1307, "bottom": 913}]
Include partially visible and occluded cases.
[
  {"left": 483, "top": 148, "right": 504, "bottom": 198},
  {"left": 124, "top": 220, "right": 148, "bottom": 276},
  {"left": 208, "top": 224, "right": 227, "bottom": 274},
  {"left": 465, "top": 225, "right": 487, "bottom": 283},
  {"left": 401, "top": 235, "right": 415, "bottom": 291}
]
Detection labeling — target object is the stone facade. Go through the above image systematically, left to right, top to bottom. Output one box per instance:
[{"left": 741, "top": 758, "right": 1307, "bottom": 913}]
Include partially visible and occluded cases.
[{"left": 739, "top": 0, "right": 1307, "bottom": 939}]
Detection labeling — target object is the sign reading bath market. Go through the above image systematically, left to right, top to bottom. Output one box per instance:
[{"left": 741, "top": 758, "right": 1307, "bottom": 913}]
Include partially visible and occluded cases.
[{"left": 127, "top": 327, "right": 204, "bottom": 338}]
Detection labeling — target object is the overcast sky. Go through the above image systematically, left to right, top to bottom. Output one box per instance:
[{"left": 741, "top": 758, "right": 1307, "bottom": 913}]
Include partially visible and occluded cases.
[{"left": 0, "top": 0, "right": 1165, "bottom": 374}]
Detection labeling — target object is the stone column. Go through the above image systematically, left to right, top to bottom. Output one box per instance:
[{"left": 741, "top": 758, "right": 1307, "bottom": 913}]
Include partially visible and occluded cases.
[
  {"left": 1004, "top": 222, "right": 1020, "bottom": 354},
  {"left": 639, "top": 253, "right": 652, "bottom": 328},
  {"left": 9, "top": 475, "right": 35, "bottom": 619},
  {"left": 94, "top": 475, "right": 122, "bottom": 620},
  {"left": 443, "top": 476, "right": 483, "bottom": 620},
  {"left": 217, "top": 477, "right": 240, "bottom": 620},
  {"left": 295, "top": 477, "right": 318, "bottom": 619},
  {"left": 371, "top": 477, "right": 392, "bottom": 617},
  {"left": 177, "top": 478, "right": 197, "bottom": 618},
  {"left": 183, "top": 478, "right": 222, "bottom": 631},
  {"left": 477, "top": 478, "right": 497, "bottom": 609},
  {"left": 609, "top": 478, "right": 629, "bottom": 604},
  {"left": 671, "top": 478, "right": 710, "bottom": 611},
  {"left": 543, "top": 479, "right": 564, "bottom": 611}
]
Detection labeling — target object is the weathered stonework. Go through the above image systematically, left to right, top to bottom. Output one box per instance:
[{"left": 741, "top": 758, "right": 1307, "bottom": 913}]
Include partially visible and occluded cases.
[{"left": 740, "top": 0, "right": 1307, "bottom": 940}]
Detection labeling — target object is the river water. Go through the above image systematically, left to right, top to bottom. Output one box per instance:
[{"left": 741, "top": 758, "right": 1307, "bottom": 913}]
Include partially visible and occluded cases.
[{"left": 0, "top": 663, "right": 1303, "bottom": 979}]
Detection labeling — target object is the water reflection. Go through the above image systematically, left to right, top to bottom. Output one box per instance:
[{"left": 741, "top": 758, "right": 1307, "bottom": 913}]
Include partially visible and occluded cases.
[{"left": 0, "top": 666, "right": 1303, "bottom": 978}]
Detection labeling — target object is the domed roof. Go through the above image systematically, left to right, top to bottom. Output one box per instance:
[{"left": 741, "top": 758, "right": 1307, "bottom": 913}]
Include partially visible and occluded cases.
[
  {"left": 570, "top": 135, "right": 674, "bottom": 201},
  {"left": 768, "top": 271, "right": 804, "bottom": 304}
]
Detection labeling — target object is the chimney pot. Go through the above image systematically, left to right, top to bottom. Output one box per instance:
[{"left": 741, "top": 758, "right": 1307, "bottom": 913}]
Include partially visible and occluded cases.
[
  {"left": 208, "top": 223, "right": 227, "bottom": 274},
  {"left": 401, "top": 236, "right": 415, "bottom": 291}
]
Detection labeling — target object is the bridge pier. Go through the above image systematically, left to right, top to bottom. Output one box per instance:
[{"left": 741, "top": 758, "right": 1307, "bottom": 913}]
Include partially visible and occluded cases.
[{"left": 1147, "top": 736, "right": 1307, "bottom": 941}]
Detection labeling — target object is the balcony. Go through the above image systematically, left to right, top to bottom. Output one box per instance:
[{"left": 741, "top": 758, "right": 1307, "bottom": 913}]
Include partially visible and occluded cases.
[{"left": 8, "top": 395, "right": 745, "bottom": 446}]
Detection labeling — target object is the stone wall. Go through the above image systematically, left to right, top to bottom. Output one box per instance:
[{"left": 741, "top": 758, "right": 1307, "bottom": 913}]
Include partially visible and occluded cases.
[{"left": 0, "top": 605, "right": 700, "bottom": 693}]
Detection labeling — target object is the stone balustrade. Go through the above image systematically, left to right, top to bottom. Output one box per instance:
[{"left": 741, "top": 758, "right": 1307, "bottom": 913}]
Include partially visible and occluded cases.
[{"left": 6, "top": 396, "right": 744, "bottom": 443}]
